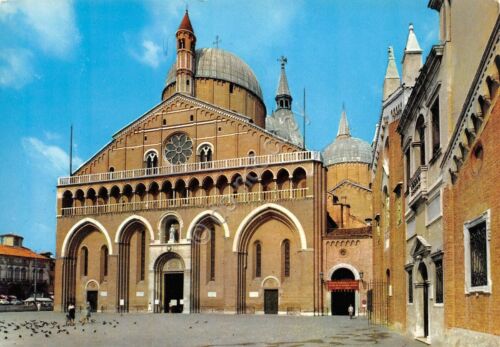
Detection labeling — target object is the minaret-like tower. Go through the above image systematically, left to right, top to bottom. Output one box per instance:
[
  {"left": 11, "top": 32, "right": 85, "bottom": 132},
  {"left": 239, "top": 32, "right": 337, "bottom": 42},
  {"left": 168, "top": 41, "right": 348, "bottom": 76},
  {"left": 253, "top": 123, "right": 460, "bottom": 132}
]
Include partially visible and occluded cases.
[
  {"left": 176, "top": 10, "right": 196, "bottom": 95},
  {"left": 402, "top": 24, "right": 422, "bottom": 87},
  {"left": 383, "top": 46, "right": 401, "bottom": 100},
  {"left": 275, "top": 56, "right": 292, "bottom": 110},
  {"left": 337, "top": 105, "right": 351, "bottom": 138}
]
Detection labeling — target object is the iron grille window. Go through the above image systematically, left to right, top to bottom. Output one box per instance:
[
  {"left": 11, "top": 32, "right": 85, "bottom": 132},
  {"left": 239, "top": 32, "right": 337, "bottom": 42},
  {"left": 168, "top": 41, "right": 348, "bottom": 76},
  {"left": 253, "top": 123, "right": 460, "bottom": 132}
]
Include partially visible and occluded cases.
[
  {"left": 469, "top": 221, "right": 487, "bottom": 287},
  {"left": 210, "top": 228, "right": 215, "bottom": 281},
  {"left": 140, "top": 230, "right": 146, "bottom": 281},
  {"left": 255, "top": 242, "right": 261, "bottom": 278},
  {"left": 435, "top": 259, "right": 443, "bottom": 303},
  {"left": 407, "top": 269, "right": 413, "bottom": 303}
]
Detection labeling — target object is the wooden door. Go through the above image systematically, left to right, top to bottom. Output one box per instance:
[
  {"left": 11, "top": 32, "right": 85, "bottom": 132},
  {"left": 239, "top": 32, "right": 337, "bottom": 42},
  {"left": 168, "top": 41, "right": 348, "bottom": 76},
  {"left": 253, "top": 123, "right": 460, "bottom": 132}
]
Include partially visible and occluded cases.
[{"left": 264, "top": 289, "right": 278, "bottom": 314}]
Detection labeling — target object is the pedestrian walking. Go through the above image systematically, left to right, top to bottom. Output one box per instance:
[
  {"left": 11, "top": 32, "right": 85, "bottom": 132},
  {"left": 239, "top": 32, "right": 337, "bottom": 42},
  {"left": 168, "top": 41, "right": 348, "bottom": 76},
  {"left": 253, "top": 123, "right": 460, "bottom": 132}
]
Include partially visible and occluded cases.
[
  {"left": 80, "top": 301, "right": 91, "bottom": 324},
  {"left": 67, "top": 303, "right": 75, "bottom": 326},
  {"left": 348, "top": 304, "right": 354, "bottom": 319}
]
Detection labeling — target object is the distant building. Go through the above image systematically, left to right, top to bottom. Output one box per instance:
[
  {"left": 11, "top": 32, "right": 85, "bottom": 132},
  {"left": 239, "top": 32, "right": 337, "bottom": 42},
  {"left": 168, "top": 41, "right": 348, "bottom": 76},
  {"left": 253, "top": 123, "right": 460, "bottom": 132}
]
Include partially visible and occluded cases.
[
  {"left": 322, "top": 109, "right": 373, "bottom": 316},
  {"left": 0, "top": 234, "right": 53, "bottom": 299}
]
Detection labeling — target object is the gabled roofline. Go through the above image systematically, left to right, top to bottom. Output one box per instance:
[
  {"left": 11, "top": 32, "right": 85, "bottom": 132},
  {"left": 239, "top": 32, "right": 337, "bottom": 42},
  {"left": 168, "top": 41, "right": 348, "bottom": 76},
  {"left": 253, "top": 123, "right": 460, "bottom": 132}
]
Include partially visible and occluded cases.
[
  {"left": 73, "top": 93, "right": 303, "bottom": 176},
  {"left": 328, "top": 179, "right": 372, "bottom": 193}
]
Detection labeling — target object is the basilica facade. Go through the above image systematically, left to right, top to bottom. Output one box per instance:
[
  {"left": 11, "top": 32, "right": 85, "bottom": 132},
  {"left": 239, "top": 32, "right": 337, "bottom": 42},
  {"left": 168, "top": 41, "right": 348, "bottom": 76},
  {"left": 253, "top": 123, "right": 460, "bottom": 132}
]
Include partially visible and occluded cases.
[{"left": 54, "top": 11, "right": 374, "bottom": 316}]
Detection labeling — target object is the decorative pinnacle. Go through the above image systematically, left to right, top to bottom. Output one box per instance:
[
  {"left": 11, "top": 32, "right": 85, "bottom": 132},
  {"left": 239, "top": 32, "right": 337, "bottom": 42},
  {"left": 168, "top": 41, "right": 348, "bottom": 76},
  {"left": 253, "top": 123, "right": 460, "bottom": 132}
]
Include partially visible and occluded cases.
[{"left": 388, "top": 46, "right": 395, "bottom": 60}]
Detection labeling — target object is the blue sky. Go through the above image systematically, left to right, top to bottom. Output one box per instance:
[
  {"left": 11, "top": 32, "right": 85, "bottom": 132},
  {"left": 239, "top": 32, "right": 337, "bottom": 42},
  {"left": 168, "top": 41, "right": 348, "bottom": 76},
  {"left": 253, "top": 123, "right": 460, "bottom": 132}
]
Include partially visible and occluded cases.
[{"left": 0, "top": 0, "right": 438, "bottom": 253}]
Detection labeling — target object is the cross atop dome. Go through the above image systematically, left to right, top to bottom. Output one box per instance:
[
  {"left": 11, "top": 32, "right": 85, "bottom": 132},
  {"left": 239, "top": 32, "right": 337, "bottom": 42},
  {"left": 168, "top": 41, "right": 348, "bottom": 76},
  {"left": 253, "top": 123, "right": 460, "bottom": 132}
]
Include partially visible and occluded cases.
[{"left": 278, "top": 55, "right": 288, "bottom": 69}]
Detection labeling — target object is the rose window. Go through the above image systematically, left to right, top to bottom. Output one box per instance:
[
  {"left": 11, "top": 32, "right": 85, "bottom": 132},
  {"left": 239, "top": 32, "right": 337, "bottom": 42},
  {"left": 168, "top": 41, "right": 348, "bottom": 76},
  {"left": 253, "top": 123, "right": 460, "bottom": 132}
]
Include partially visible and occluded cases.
[{"left": 164, "top": 133, "right": 193, "bottom": 164}]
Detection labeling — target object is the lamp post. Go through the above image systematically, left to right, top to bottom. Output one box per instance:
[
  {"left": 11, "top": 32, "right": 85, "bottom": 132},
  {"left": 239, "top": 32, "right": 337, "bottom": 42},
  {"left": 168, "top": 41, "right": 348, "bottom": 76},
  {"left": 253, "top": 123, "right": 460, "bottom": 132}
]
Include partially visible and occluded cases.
[{"left": 33, "top": 258, "right": 37, "bottom": 309}]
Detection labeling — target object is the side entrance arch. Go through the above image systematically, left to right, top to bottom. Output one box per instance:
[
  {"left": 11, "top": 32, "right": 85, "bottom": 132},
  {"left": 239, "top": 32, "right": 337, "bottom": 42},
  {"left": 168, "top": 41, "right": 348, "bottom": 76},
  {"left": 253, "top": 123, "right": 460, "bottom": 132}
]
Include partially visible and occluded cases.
[{"left": 328, "top": 265, "right": 360, "bottom": 316}]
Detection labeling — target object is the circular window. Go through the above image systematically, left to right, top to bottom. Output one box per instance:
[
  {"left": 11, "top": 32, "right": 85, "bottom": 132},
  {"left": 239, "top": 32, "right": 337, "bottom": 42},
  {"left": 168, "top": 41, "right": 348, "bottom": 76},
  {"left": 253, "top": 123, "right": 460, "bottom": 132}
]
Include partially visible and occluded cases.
[{"left": 164, "top": 133, "right": 193, "bottom": 164}]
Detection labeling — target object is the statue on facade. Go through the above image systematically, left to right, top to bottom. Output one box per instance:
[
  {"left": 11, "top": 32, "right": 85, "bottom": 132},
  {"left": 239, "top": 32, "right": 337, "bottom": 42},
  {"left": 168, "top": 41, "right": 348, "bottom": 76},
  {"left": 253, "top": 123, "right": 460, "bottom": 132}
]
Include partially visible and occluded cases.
[{"left": 168, "top": 224, "right": 176, "bottom": 243}]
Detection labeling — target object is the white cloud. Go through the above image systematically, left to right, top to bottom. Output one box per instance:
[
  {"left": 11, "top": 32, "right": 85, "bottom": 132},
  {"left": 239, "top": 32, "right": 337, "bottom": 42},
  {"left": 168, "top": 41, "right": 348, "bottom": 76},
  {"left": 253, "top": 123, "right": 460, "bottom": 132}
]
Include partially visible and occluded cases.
[
  {"left": 0, "top": 0, "right": 80, "bottom": 58},
  {"left": 133, "top": 39, "right": 162, "bottom": 68},
  {"left": 0, "top": 48, "right": 34, "bottom": 89},
  {"left": 43, "top": 131, "right": 61, "bottom": 141},
  {"left": 22, "top": 137, "right": 82, "bottom": 175}
]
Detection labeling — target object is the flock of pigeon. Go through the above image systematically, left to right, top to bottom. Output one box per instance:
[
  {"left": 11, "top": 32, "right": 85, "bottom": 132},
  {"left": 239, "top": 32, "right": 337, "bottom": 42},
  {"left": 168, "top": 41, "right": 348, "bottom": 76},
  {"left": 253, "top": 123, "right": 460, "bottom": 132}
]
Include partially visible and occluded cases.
[{"left": 0, "top": 318, "right": 125, "bottom": 341}]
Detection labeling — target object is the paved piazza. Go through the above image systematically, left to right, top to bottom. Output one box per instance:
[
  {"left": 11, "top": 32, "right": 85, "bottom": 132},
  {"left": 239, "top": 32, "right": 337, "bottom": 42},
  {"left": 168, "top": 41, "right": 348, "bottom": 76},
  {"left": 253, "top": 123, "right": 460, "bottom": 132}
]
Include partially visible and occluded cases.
[{"left": 0, "top": 312, "right": 424, "bottom": 347}]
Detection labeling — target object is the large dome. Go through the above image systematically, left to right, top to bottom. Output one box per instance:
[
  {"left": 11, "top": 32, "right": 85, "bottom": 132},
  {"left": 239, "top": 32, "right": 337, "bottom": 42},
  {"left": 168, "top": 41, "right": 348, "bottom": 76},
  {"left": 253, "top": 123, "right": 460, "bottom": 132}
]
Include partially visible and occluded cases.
[
  {"left": 165, "top": 48, "right": 263, "bottom": 100},
  {"left": 322, "top": 109, "right": 372, "bottom": 166}
]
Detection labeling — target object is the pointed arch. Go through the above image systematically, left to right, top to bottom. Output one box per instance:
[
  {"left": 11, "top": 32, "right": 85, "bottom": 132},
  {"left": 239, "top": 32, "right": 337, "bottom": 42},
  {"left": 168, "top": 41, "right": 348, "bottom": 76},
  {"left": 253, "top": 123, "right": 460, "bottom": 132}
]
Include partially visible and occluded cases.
[
  {"left": 232, "top": 203, "right": 307, "bottom": 252},
  {"left": 186, "top": 210, "right": 230, "bottom": 240},
  {"left": 115, "top": 215, "right": 155, "bottom": 243},
  {"left": 61, "top": 218, "right": 113, "bottom": 256}
]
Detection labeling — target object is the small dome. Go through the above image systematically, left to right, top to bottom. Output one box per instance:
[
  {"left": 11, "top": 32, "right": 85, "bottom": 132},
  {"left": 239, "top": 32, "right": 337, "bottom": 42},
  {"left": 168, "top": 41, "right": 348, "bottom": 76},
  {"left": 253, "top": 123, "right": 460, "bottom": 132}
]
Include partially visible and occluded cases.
[
  {"left": 165, "top": 48, "right": 263, "bottom": 100},
  {"left": 322, "top": 108, "right": 372, "bottom": 166},
  {"left": 323, "top": 136, "right": 372, "bottom": 166}
]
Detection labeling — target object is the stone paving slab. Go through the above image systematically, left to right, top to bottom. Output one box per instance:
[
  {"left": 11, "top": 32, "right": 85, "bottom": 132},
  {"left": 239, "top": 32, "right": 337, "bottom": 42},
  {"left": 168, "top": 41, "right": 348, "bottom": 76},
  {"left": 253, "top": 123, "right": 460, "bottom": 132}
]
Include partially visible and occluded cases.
[{"left": 0, "top": 312, "right": 424, "bottom": 347}]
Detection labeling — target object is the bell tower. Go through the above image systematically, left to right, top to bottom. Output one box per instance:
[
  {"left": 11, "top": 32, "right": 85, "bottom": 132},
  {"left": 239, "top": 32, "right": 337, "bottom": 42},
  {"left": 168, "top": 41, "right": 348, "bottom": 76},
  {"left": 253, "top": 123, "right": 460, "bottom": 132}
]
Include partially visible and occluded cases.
[
  {"left": 176, "top": 10, "right": 196, "bottom": 95},
  {"left": 275, "top": 56, "right": 292, "bottom": 110}
]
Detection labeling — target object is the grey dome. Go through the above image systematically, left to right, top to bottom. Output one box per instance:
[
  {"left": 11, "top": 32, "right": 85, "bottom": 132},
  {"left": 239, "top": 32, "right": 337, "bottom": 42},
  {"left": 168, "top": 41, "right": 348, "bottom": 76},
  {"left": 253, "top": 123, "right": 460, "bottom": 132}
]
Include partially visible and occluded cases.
[
  {"left": 165, "top": 48, "right": 263, "bottom": 100},
  {"left": 322, "top": 108, "right": 372, "bottom": 166},
  {"left": 323, "top": 137, "right": 372, "bottom": 166}
]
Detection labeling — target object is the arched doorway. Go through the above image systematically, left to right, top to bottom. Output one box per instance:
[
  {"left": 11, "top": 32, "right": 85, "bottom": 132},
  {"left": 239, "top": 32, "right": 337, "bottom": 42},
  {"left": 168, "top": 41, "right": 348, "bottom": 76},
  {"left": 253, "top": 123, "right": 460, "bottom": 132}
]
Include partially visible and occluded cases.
[
  {"left": 153, "top": 252, "right": 184, "bottom": 313},
  {"left": 417, "top": 262, "right": 429, "bottom": 337},
  {"left": 330, "top": 268, "right": 356, "bottom": 316},
  {"left": 262, "top": 277, "right": 280, "bottom": 314},
  {"left": 85, "top": 280, "right": 99, "bottom": 312}
]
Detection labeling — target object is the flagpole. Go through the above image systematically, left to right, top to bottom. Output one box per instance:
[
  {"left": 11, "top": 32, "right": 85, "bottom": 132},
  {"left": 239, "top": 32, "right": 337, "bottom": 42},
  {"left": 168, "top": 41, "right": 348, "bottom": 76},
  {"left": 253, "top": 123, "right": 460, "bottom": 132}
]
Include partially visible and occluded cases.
[{"left": 69, "top": 125, "right": 73, "bottom": 175}]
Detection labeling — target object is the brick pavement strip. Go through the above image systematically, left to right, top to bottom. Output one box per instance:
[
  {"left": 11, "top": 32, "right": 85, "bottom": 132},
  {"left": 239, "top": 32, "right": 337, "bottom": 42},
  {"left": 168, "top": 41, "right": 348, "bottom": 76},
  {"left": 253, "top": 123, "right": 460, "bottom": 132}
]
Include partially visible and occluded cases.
[{"left": 0, "top": 312, "right": 423, "bottom": 347}]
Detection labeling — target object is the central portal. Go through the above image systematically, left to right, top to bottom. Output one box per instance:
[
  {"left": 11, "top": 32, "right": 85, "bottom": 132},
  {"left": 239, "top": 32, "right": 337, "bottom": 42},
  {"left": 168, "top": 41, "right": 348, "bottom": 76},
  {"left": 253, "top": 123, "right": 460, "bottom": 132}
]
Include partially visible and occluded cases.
[
  {"left": 153, "top": 252, "right": 185, "bottom": 313},
  {"left": 164, "top": 272, "right": 184, "bottom": 313}
]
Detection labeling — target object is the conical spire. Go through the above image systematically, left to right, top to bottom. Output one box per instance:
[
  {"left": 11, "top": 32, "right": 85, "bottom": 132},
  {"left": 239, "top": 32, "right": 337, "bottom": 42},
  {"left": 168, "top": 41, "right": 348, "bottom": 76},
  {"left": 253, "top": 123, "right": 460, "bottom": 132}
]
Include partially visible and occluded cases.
[
  {"left": 178, "top": 10, "right": 194, "bottom": 33},
  {"left": 402, "top": 24, "right": 422, "bottom": 87},
  {"left": 404, "top": 24, "right": 422, "bottom": 53},
  {"left": 383, "top": 46, "right": 401, "bottom": 100},
  {"left": 385, "top": 46, "right": 400, "bottom": 79},
  {"left": 275, "top": 56, "right": 292, "bottom": 110},
  {"left": 276, "top": 56, "right": 291, "bottom": 97},
  {"left": 337, "top": 104, "right": 350, "bottom": 138}
]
